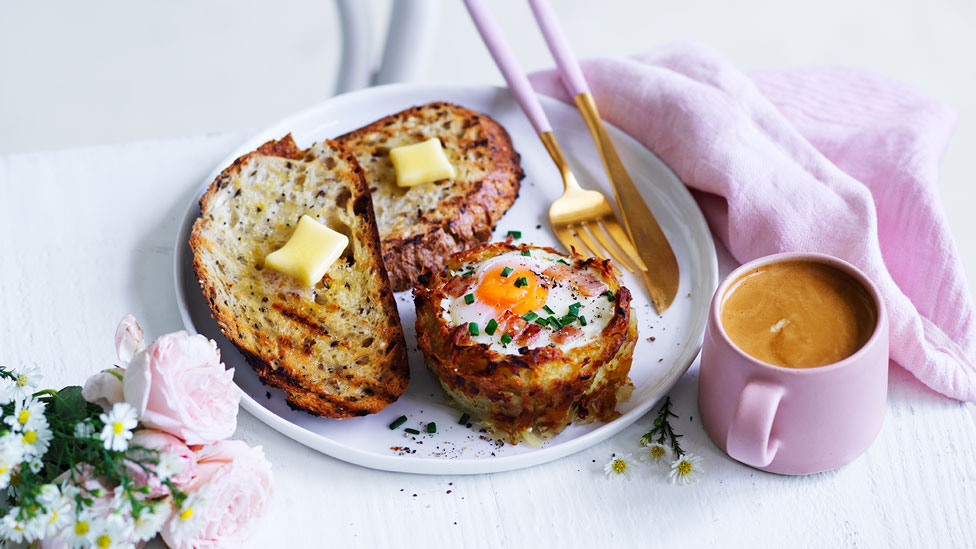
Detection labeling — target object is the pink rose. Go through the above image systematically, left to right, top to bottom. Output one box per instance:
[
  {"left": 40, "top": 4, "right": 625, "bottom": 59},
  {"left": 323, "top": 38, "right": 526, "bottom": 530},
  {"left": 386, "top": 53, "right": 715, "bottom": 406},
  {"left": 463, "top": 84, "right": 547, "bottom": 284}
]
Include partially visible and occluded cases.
[
  {"left": 81, "top": 314, "right": 144, "bottom": 410},
  {"left": 123, "top": 331, "right": 241, "bottom": 445},
  {"left": 81, "top": 368, "right": 125, "bottom": 410},
  {"left": 127, "top": 429, "right": 198, "bottom": 496},
  {"left": 161, "top": 441, "right": 274, "bottom": 549}
]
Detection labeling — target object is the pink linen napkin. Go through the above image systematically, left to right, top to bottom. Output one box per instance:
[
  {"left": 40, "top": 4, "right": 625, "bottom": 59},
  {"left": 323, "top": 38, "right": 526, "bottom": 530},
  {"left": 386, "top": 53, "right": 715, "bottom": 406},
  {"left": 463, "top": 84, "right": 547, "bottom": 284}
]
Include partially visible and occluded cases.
[{"left": 530, "top": 42, "right": 976, "bottom": 402}]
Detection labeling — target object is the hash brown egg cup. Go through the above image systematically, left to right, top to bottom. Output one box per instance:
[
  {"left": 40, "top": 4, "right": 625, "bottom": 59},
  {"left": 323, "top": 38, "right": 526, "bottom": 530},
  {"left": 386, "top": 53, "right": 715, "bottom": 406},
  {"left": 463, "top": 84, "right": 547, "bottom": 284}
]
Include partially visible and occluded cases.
[{"left": 414, "top": 242, "right": 638, "bottom": 445}]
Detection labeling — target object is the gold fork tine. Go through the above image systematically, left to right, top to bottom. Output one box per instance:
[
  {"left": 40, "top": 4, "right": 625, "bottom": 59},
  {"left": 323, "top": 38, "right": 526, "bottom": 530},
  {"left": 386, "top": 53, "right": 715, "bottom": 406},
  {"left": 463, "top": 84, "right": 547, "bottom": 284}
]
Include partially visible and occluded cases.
[
  {"left": 601, "top": 217, "right": 648, "bottom": 271},
  {"left": 589, "top": 220, "right": 637, "bottom": 273},
  {"left": 575, "top": 222, "right": 607, "bottom": 261},
  {"left": 553, "top": 225, "right": 581, "bottom": 258},
  {"left": 568, "top": 226, "right": 601, "bottom": 260}
]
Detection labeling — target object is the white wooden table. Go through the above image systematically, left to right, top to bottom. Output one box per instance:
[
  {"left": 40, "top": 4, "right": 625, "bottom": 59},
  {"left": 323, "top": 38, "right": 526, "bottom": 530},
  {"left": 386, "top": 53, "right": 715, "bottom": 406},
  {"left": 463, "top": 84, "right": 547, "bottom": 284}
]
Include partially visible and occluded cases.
[{"left": 2, "top": 133, "right": 974, "bottom": 548}]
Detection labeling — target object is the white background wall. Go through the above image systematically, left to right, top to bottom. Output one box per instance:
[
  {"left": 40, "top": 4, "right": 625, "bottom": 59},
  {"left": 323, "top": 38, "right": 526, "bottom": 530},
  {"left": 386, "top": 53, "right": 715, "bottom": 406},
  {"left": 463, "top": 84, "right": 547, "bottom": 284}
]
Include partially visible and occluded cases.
[{"left": 1, "top": 0, "right": 973, "bottom": 292}]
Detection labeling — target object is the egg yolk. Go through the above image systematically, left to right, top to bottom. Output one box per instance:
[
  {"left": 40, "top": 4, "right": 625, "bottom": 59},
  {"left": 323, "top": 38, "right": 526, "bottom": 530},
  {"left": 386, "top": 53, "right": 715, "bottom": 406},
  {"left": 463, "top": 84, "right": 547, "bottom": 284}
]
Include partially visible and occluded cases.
[{"left": 474, "top": 265, "right": 548, "bottom": 316}]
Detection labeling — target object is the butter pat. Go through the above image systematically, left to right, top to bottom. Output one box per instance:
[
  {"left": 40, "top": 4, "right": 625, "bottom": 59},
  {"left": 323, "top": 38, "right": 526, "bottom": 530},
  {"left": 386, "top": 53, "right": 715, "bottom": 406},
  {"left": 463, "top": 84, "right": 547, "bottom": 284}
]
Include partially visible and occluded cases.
[
  {"left": 389, "top": 138, "right": 456, "bottom": 187},
  {"left": 265, "top": 215, "right": 348, "bottom": 286}
]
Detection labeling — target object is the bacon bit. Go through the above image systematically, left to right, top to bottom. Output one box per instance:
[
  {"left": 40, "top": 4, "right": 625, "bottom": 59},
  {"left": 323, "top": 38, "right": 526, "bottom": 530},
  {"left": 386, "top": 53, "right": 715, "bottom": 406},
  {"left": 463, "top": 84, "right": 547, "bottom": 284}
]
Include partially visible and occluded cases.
[
  {"left": 542, "top": 263, "right": 608, "bottom": 297},
  {"left": 444, "top": 275, "right": 473, "bottom": 298},
  {"left": 497, "top": 310, "right": 528, "bottom": 335},
  {"left": 515, "top": 324, "right": 544, "bottom": 346},
  {"left": 453, "top": 325, "right": 473, "bottom": 345},
  {"left": 551, "top": 325, "right": 583, "bottom": 345}
]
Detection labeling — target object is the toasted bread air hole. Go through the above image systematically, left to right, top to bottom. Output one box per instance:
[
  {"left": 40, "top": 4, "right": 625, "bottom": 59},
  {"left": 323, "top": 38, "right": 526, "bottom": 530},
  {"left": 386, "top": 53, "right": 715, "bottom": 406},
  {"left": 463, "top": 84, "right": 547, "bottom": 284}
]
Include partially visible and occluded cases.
[
  {"left": 323, "top": 157, "right": 337, "bottom": 170},
  {"left": 335, "top": 188, "right": 351, "bottom": 210},
  {"left": 325, "top": 217, "right": 356, "bottom": 265},
  {"left": 361, "top": 337, "right": 374, "bottom": 348}
]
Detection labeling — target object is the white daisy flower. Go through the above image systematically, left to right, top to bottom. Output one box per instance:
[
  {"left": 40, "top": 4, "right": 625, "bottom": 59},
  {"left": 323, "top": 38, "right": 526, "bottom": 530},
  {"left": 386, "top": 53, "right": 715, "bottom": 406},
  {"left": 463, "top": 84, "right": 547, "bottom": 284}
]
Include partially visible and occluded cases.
[
  {"left": 0, "top": 365, "right": 42, "bottom": 403},
  {"left": 3, "top": 397, "right": 47, "bottom": 433},
  {"left": 99, "top": 402, "right": 138, "bottom": 452},
  {"left": 20, "top": 415, "right": 53, "bottom": 460},
  {"left": 74, "top": 419, "right": 96, "bottom": 439},
  {"left": 0, "top": 433, "right": 24, "bottom": 489},
  {"left": 639, "top": 442, "right": 671, "bottom": 465},
  {"left": 155, "top": 452, "right": 185, "bottom": 482},
  {"left": 603, "top": 453, "right": 634, "bottom": 479},
  {"left": 669, "top": 453, "right": 704, "bottom": 485},
  {"left": 28, "top": 456, "right": 43, "bottom": 473},
  {"left": 168, "top": 491, "right": 207, "bottom": 544},
  {"left": 43, "top": 493, "right": 73, "bottom": 537},
  {"left": 132, "top": 501, "right": 171, "bottom": 542},
  {"left": 0, "top": 506, "right": 31, "bottom": 544},
  {"left": 65, "top": 506, "right": 97, "bottom": 547},
  {"left": 90, "top": 513, "right": 136, "bottom": 549}
]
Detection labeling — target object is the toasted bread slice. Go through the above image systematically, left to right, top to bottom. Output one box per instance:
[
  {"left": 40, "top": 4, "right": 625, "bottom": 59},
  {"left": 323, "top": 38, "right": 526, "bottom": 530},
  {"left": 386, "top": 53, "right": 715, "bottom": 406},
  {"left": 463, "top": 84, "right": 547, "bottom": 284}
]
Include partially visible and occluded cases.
[
  {"left": 337, "top": 102, "right": 524, "bottom": 291},
  {"left": 190, "top": 135, "right": 409, "bottom": 417}
]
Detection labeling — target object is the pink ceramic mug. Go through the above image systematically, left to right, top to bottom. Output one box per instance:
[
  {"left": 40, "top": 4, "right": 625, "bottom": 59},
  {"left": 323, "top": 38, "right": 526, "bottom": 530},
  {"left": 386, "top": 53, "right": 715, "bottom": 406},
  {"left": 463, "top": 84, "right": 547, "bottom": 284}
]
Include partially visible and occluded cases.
[{"left": 698, "top": 252, "right": 888, "bottom": 475}]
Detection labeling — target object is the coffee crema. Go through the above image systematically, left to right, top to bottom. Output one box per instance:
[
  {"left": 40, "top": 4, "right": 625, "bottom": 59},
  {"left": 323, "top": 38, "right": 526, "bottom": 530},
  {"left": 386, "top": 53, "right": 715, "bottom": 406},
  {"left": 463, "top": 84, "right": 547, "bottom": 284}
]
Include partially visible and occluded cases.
[{"left": 720, "top": 260, "right": 876, "bottom": 369}]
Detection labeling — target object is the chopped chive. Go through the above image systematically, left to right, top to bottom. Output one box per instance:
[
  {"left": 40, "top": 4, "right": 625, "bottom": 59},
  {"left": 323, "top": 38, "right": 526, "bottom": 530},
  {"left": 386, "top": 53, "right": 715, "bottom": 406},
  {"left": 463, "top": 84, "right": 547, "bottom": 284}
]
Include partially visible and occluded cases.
[
  {"left": 507, "top": 230, "right": 522, "bottom": 239},
  {"left": 520, "top": 250, "right": 531, "bottom": 257},
  {"left": 557, "top": 258, "right": 571, "bottom": 265},
  {"left": 501, "top": 266, "right": 514, "bottom": 277},
  {"left": 461, "top": 270, "right": 475, "bottom": 277},
  {"left": 514, "top": 276, "right": 528, "bottom": 288},
  {"left": 603, "top": 290, "right": 616, "bottom": 302},
  {"left": 464, "top": 293, "right": 475, "bottom": 305},
  {"left": 569, "top": 301, "right": 582, "bottom": 309},
  {"left": 568, "top": 304, "right": 581, "bottom": 316},
  {"left": 543, "top": 305, "right": 555, "bottom": 315},
  {"left": 521, "top": 311, "right": 538, "bottom": 321},
  {"left": 560, "top": 314, "right": 578, "bottom": 325},
  {"left": 579, "top": 315, "right": 587, "bottom": 326},
  {"left": 547, "top": 316, "right": 561, "bottom": 328},
  {"left": 535, "top": 317, "right": 549, "bottom": 327},
  {"left": 485, "top": 319, "right": 498, "bottom": 335},
  {"left": 468, "top": 322, "right": 479, "bottom": 336},
  {"left": 500, "top": 333, "right": 513, "bottom": 345},
  {"left": 458, "top": 413, "right": 471, "bottom": 425},
  {"left": 388, "top": 415, "right": 408, "bottom": 430},
  {"left": 426, "top": 422, "right": 437, "bottom": 434},
  {"left": 404, "top": 428, "right": 421, "bottom": 435}
]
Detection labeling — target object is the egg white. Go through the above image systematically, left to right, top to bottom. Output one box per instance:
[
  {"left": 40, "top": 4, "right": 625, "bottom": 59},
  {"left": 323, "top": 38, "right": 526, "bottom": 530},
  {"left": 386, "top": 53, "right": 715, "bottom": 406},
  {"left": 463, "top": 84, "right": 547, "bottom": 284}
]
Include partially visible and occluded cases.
[{"left": 439, "top": 250, "right": 615, "bottom": 354}]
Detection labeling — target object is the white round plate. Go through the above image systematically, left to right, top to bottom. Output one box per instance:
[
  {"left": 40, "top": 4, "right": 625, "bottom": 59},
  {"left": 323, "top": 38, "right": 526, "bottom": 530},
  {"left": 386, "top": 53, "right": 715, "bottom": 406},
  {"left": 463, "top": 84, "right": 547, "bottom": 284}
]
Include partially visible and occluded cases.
[{"left": 174, "top": 83, "right": 717, "bottom": 474}]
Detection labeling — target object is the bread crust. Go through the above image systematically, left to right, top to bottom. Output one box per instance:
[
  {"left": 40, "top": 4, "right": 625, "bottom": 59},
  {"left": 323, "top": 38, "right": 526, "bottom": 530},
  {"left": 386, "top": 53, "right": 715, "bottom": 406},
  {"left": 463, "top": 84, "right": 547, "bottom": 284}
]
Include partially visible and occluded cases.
[
  {"left": 338, "top": 102, "right": 524, "bottom": 291},
  {"left": 190, "top": 135, "right": 409, "bottom": 418},
  {"left": 413, "top": 242, "right": 636, "bottom": 444}
]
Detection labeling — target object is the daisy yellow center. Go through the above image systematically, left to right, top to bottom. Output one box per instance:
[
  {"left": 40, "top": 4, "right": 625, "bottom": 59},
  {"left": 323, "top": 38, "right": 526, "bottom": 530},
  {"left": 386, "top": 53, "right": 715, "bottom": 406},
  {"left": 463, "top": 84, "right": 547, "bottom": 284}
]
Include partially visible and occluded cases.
[
  {"left": 15, "top": 374, "right": 28, "bottom": 387},
  {"left": 17, "top": 409, "right": 30, "bottom": 424},
  {"left": 112, "top": 421, "right": 124, "bottom": 435},
  {"left": 23, "top": 431, "right": 37, "bottom": 444},
  {"left": 650, "top": 446, "right": 665, "bottom": 459},
  {"left": 612, "top": 459, "right": 627, "bottom": 474},
  {"left": 677, "top": 460, "right": 693, "bottom": 475},
  {"left": 0, "top": 463, "right": 7, "bottom": 474},
  {"left": 180, "top": 507, "right": 193, "bottom": 521},
  {"left": 49, "top": 510, "right": 58, "bottom": 523},
  {"left": 74, "top": 521, "right": 90, "bottom": 535},
  {"left": 96, "top": 534, "right": 112, "bottom": 548}
]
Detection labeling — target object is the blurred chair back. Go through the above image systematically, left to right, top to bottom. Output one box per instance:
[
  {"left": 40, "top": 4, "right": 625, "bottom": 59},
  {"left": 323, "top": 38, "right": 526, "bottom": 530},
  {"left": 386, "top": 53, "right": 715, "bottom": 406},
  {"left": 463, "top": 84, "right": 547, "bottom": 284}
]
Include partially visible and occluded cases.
[{"left": 335, "top": 0, "right": 438, "bottom": 94}]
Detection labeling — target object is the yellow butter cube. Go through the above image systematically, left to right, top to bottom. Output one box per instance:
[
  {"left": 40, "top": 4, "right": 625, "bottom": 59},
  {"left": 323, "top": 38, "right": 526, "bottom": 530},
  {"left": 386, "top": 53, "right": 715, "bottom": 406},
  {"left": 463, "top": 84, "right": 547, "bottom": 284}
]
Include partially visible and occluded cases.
[
  {"left": 389, "top": 138, "right": 456, "bottom": 187},
  {"left": 264, "top": 215, "right": 349, "bottom": 286}
]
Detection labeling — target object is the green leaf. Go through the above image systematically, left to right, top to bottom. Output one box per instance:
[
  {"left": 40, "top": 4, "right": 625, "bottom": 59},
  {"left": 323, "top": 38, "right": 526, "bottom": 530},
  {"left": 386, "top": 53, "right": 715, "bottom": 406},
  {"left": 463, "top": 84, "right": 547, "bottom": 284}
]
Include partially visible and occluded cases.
[{"left": 53, "top": 386, "right": 87, "bottom": 423}]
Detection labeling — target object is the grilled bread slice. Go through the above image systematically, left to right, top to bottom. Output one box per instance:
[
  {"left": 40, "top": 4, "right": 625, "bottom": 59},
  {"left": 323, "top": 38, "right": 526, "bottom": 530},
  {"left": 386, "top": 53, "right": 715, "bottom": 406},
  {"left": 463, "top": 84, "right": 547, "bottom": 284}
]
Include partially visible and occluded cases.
[
  {"left": 337, "top": 102, "right": 524, "bottom": 291},
  {"left": 190, "top": 135, "right": 409, "bottom": 417}
]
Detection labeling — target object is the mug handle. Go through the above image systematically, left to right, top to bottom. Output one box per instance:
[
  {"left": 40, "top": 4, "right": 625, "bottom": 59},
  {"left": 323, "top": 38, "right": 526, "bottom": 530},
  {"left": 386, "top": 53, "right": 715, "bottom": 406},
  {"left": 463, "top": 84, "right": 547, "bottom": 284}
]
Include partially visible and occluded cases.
[{"left": 726, "top": 381, "right": 783, "bottom": 467}]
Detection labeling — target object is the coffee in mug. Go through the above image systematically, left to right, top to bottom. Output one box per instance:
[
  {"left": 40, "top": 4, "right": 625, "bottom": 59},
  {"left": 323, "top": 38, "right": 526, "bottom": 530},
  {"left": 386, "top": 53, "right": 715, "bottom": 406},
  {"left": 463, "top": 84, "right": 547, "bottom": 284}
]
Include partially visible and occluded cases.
[
  {"left": 698, "top": 253, "right": 888, "bottom": 475},
  {"left": 720, "top": 260, "right": 877, "bottom": 369}
]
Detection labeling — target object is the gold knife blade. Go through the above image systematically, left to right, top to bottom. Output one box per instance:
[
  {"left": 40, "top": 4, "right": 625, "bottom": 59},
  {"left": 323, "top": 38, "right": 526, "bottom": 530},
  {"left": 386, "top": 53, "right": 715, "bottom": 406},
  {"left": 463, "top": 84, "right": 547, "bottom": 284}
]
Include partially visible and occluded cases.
[{"left": 574, "top": 92, "right": 680, "bottom": 313}]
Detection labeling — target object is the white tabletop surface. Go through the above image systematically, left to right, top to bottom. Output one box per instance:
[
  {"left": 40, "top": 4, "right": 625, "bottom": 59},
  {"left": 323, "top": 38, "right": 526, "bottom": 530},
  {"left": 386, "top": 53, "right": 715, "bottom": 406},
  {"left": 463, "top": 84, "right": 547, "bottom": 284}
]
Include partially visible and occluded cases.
[{"left": 2, "top": 1, "right": 975, "bottom": 547}]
